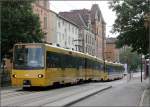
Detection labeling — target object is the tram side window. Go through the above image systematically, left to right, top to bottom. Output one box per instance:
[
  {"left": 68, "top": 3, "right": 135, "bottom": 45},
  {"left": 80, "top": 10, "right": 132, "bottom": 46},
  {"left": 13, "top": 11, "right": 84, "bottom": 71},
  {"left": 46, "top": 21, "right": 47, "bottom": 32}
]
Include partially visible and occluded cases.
[
  {"left": 46, "top": 51, "right": 61, "bottom": 68},
  {"left": 63, "top": 55, "right": 76, "bottom": 68},
  {"left": 65, "top": 55, "right": 71, "bottom": 68},
  {"left": 74, "top": 56, "right": 78, "bottom": 68},
  {"left": 75, "top": 56, "right": 79, "bottom": 68},
  {"left": 75, "top": 57, "right": 84, "bottom": 69},
  {"left": 78, "top": 58, "right": 85, "bottom": 69},
  {"left": 82, "top": 58, "right": 85, "bottom": 68},
  {"left": 86, "top": 59, "right": 90, "bottom": 69},
  {"left": 87, "top": 59, "right": 92, "bottom": 69},
  {"left": 91, "top": 60, "right": 94, "bottom": 69},
  {"left": 95, "top": 62, "right": 98, "bottom": 70},
  {"left": 96, "top": 62, "right": 102, "bottom": 71},
  {"left": 100, "top": 63, "right": 104, "bottom": 71},
  {"left": 106, "top": 65, "right": 109, "bottom": 72},
  {"left": 115, "top": 66, "right": 118, "bottom": 72}
]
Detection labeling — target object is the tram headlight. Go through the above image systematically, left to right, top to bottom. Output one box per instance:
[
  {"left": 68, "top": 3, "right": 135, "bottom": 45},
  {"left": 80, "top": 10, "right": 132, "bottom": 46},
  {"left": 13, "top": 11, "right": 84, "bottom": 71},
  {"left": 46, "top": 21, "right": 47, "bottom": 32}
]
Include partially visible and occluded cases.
[
  {"left": 12, "top": 74, "right": 16, "bottom": 78},
  {"left": 38, "top": 74, "right": 43, "bottom": 78}
]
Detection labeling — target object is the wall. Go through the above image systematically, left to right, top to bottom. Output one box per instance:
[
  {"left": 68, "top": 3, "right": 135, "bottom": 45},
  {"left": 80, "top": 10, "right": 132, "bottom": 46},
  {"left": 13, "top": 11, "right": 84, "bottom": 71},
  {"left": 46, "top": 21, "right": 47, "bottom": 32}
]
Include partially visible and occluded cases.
[
  {"left": 32, "top": 3, "right": 49, "bottom": 42},
  {"left": 47, "top": 10, "right": 57, "bottom": 44},
  {"left": 56, "top": 16, "right": 79, "bottom": 51},
  {"left": 105, "top": 43, "right": 119, "bottom": 62}
]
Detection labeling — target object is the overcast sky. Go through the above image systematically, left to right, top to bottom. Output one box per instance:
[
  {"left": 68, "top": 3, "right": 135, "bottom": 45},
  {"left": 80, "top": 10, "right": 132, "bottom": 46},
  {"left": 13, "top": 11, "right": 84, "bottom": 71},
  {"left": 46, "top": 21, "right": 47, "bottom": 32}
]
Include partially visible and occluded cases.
[{"left": 49, "top": 1, "right": 117, "bottom": 38}]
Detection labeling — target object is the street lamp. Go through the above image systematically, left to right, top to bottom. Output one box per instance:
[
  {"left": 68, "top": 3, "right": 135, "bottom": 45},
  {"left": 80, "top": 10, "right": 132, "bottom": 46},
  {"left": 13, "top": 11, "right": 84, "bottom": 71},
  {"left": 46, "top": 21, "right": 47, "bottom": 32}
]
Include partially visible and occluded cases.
[
  {"left": 144, "top": 12, "right": 150, "bottom": 85},
  {"left": 102, "top": 25, "right": 106, "bottom": 73},
  {"left": 140, "top": 54, "right": 143, "bottom": 82}
]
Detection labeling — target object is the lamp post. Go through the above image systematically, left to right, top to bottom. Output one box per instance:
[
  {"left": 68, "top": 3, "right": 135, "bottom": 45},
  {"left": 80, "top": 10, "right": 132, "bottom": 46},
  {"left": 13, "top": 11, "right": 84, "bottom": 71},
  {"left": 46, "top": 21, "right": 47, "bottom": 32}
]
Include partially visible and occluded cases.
[
  {"left": 144, "top": 11, "right": 150, "bottom": 85},
  {"left": 102, "top": 23, "right": 106, "bottom": 73},
  {"left": 141, "top": 54, "right": 143, "bottom": 82}
]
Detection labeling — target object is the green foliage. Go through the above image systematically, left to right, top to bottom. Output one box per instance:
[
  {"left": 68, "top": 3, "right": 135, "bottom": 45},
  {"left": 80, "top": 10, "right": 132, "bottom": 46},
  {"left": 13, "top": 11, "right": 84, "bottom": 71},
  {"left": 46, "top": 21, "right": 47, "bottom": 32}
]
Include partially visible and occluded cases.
[
  {"left": 1, "top": 0, "right": 45, "bottom": 59},
  {"left": 109, "top": 0, "right": 149, "bottom": 55},
  {"left": 119, "top": 47, "right": 140, "bottom": 71}
]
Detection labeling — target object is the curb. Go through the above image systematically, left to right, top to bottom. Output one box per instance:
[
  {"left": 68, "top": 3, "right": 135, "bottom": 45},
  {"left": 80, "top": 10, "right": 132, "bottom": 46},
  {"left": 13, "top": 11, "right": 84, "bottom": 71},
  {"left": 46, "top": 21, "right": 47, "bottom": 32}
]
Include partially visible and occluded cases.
[
  {"left": 44, "top": 85, "right": 112, "bottom": 107},
  {"left": 64, "top": 85, "right": 112, "bottom": 107},
  {"left": 139, "top": 89, "right": 146, "bottom": 106}
]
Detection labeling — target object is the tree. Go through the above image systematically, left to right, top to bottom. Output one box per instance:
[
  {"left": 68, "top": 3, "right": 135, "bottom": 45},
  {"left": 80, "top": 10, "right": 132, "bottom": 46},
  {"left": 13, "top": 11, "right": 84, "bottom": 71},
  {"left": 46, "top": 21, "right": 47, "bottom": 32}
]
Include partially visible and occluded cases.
[
  {"left": 1, "top": 0, "right": 45, "bottom": 59},
  {"left": 109, "top": 0, "right": 149, "bottom": 56},
  {"left": 119, "top": 47, "right": 140, "bottom": 72}
]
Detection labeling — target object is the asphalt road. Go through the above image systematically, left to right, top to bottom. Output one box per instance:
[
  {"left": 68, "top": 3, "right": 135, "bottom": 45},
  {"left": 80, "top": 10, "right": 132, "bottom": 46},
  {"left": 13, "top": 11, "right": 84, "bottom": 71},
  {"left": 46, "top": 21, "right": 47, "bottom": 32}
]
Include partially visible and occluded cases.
[
  {"left": 1, "top": 72, "right": 146, "bottom": 106},
  {"left": 70, "top": 76, "right": 147, "bottom": 106},
  {"left": 1, "top": 81, "right": 110, "bottom": 106}
]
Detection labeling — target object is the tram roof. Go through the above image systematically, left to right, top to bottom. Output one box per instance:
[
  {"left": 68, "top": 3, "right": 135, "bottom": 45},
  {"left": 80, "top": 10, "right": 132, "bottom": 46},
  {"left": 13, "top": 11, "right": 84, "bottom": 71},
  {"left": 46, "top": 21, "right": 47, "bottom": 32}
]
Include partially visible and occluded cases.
[
  {"left": 14, "top": 43, "right": 123, "bottom": 66},
  {"left": 44, "top": 43, "right": 103, "bottom": 62}
]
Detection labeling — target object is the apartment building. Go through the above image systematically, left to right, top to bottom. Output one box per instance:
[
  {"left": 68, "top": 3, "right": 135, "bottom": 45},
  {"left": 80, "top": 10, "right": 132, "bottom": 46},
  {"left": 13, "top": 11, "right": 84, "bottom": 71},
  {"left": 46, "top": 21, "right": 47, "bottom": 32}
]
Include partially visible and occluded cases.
[
  {"left": 32, "top": 1, "right": 50, "bottom": 42},
  {"left": 59, "top": 4, "right": 106, "bottom": 58},
  {"left": 90, "top": 4, "right": 106, "bottom": 59},
  {"left": 46, "top": 10, "right": 80, "bottom": 51},
  {"left": 56, "top": 15, "right": 80, "bottom": 51},
  {"left": 105, "top": 37, "right": 119, "bottom": 62}
]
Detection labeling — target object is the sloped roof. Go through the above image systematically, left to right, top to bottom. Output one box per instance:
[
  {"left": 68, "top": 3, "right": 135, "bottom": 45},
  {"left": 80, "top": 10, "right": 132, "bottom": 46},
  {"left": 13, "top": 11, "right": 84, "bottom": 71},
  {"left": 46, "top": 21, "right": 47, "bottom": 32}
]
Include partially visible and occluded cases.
[
  {"left": 59, "top": 4, "right": 106, "bottom": 28},
  {"left": 91, "top": 4, "right": 105, "bottom": 24},
  {"left": 70, "top": 9, "right": 90, "bottom": 26},
  {"left": 59, "top": 10, "right": 87, "bottom": 28}
]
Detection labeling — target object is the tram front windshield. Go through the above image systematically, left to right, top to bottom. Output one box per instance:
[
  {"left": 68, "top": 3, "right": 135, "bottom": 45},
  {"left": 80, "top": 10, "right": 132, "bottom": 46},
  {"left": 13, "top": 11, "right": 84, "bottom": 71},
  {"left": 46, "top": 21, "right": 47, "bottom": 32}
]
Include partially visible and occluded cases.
[{"left": 14, "top": 45, "right": 44, "bottom": 70}]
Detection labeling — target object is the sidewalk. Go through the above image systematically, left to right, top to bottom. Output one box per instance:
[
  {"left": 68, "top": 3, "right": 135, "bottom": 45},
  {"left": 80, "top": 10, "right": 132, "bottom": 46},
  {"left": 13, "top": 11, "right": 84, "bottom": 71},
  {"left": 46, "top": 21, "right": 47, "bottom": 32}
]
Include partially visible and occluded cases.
[
  {"left": 140, "top": 79, "right": 150, "bottom": 106},
  {"left": 142, "top": 88, "right": 150, "bottom": 106}
]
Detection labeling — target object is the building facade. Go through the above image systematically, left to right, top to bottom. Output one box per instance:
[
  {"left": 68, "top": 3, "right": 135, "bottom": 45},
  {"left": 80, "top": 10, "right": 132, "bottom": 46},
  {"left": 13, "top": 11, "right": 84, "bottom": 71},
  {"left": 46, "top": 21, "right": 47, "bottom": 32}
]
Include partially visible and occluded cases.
[
  {"left": 35, "top": 0, "right": 50, "bottom": 9},
  {"left": 32, "top": 1, "right": 50, "bottom": 42},
  {"left": 32, "top": 2, "right": 105, "bottom": 57},
  {"left": 59, "top": 4, "right": 105, "bottom": 58},
  {"left": 90, "top": 4, "right": 106, "bottom": 59},
  {"left": 59, "top": 9, "right": 96, "bottom": 56},
  {"left": 45, "top": 10, "right": 80, "bottom": 51},
  {"left": 47, "top": 10, "right": 57, "bottom": 44},
  {"left": 56, "top": 15, "right": 79, "bottom": 51},
  {"left": 81, "top": 28, "right": 96, "bottom": 56},
  {"left": 105, "top": 38, "right": 119, "bottom": 62}
]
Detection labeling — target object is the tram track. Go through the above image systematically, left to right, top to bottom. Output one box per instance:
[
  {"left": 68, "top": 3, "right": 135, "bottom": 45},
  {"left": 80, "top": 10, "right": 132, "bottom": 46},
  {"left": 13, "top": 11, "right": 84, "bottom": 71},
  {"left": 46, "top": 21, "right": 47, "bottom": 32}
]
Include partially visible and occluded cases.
[
  {"left": 1, "top": 83, "right": 111, "bottom": 106},
  {"left": 21, "top": 85, "right": 100, "bottom": 106},
  {"left": 43, "top": 85, "right": 112, "bottom": 107},
  {"left": 1, "top": 88, "right": 21, "bottom": 94},
  {"left": 1, "top": 90, "right": 35, "bottom": 99}
]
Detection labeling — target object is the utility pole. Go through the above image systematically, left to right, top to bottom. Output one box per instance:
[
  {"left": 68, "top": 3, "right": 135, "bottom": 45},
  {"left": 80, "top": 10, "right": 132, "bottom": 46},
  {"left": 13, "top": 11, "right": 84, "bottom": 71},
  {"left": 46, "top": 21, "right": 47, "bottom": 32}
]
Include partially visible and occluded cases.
[
  {"left": 102, "top": 23, "right": 106, "bottom": 73},
  {"left": 141, "top": 54, "right": 143, "bottom": 82}
]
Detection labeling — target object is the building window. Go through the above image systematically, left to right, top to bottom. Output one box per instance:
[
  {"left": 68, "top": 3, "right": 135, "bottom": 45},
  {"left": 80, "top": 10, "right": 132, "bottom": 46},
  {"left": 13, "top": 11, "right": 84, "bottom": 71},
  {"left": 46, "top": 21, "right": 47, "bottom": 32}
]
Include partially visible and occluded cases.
[
  {"left": 36, "top": 0, "right": 40, "bottom": 4},
  {"left": 43, "top": 1, "right": 47, "bottom": 8},
  {"left": 41, "top": 10, "right": 42, "bottom": 14},
  {"left": 44, "top": 17, "right": 47, "bottom": 29},
  {"left": 58, "top": 20, "right": 61, "bottom": 28},
  {"left": 69, "top": 24, "right": 70, "bottom": 31},
  {"left": 72, "top": 27, "right": 74, "bottom": 33},
  {"left": 60, "top": 33, "right": 62, "bottom": 41},
  {"left": 63, "top": 34, "right": 64, "bottom": 40},
  {"left": 86, "top": 34, "right": 88, "bottom": 43},
  {"left": 57, "top": 35, "right": 60, "bottom": 42},
  {"left": 88, "top": 35, "right": 89, "bottom": 44},
  {"left": 89, "top": 36, "right": 91, "bottom": 44},
  {"left": 68, "top": 37, "right": 70, "bottom": 45},
  {"left": 72, "top": 38, "right": 74, "bottom": 45}
]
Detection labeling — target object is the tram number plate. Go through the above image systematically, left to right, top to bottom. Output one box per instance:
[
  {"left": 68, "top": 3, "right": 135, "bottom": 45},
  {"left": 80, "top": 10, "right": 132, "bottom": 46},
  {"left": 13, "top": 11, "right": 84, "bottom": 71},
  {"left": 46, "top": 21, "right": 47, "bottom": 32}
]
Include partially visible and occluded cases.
[
  {"left": 23, "top": 80, "right": 31, "bottom": 87},
  {"left": 23, "top": 84, "right": 31, "bottom": 87}
]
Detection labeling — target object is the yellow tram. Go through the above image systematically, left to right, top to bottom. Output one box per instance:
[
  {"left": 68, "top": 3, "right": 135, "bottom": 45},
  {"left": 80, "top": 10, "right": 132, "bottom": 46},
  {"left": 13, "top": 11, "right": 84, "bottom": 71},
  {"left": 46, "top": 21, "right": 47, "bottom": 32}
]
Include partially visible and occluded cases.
[{"left": 11, "top": 43, "right": 124, "bottom": 88}]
